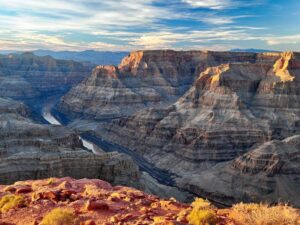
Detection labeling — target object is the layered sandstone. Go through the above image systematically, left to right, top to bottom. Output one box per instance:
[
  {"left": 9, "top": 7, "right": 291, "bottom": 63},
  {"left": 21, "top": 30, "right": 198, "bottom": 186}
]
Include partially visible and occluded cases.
[
  {"left": 58, "top": 50, "right": 300, "bottom": 206},
  {"left": 58, "top": 50, "right": 277, "bottom": 119},
  {"left": 0, "top": 53, "right": 92, "bottom": 99},
  {"left": 0, "top": 98, "right": 140, "bottom": 187},
  {"left": 180, "top": 135, "right": 300, "bottom": 207}
]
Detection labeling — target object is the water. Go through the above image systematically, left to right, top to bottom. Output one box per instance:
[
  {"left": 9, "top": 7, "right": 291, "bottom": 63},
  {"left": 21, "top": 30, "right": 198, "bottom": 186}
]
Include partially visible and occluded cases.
[{"left": 42, "top": 110, "right": 98, "bottom": 154}]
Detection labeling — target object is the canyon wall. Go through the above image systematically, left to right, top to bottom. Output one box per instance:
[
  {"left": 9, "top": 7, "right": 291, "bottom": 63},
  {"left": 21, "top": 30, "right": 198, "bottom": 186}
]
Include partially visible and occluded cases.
[
  {"left": 58, "top": 50, "right": 300, "bottom": 206},
  {"left": 58, "top": 50, "right": 274, "bottom": 119},
  {"left": 0, "top": 52, "right": 93, "bottom": 99},
  {"left": 0, "top": 97, "right": 140, "bottom": 187}
]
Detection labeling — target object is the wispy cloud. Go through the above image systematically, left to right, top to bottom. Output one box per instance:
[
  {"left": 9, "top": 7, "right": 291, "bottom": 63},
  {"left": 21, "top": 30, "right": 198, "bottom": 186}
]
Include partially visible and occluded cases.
[
  {"left": 0, "top": 0, "right": 299, "bottom": 51},
  {"left": 181, "top": 0, "right": 264, "bottom": 9},
  {"left": 182, "top": 0, "right": 234, "bottom": 9},
  {"left": 265, "top": 35, "right": 300, "bottom": 46}
]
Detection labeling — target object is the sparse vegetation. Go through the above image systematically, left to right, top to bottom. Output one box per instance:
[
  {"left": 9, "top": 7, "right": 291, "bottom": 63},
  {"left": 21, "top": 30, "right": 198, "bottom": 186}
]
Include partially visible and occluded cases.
[
  {"left": 46, "top": 178, "right": 57, "bottom": 185},
  {"left": 83, "top": 184, "right": 102, "bottom": 197},
  {"left": 0, "top": 194, "right": 25, "bottom": 213},
  {"left": 187, "top": 198, "right": 218, "bottom": 225},
  {"left": 228, "top": 203, "right": 300, "bottom": 225},
  {"left": 40, "top": 208, "right": 80, "bottom": 225}
]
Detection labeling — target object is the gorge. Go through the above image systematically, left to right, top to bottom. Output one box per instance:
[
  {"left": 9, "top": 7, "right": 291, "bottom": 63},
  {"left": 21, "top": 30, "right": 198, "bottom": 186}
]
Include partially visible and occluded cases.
[
  {"left": 0, "top": 50, "right": 299, "bottom": 209},
  {"left": 57, "top": 50, "right": 300, "bottom": 207}
]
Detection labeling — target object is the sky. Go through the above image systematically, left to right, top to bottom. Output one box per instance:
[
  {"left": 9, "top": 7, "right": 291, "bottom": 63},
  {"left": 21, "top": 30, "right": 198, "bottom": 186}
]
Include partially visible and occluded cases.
[{"left": 0, "top": 0, "right": 299, "bottom": 52}]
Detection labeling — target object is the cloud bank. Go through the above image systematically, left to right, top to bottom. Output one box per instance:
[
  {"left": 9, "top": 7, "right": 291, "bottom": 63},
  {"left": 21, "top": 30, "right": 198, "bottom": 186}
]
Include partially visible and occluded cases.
[{"left": 0, "top": 0, "right": 299, "bottom": 51}]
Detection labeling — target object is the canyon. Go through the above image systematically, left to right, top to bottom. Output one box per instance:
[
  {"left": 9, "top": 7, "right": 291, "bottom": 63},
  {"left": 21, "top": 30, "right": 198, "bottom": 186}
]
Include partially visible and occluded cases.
[
  {"left": 0, "top": 50, "right": 299, "bottom": 210},
  {"left": 57, "top": 50, "right": 300, "bottom": 207},
  {"left": 0, "top": 52, "right": 93, "bottom": 99},
  {"left": 0, "top": 97, "right": 140, "bottom": 188}
]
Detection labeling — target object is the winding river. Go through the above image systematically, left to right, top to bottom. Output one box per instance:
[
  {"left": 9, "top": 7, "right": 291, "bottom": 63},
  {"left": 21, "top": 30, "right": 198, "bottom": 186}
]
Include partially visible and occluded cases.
[
  {"left": 41, "top": 102, "right": 176, "bottom": 186},
  {"left": 42, "top": 110, "right": 100, "bottom": 155}
]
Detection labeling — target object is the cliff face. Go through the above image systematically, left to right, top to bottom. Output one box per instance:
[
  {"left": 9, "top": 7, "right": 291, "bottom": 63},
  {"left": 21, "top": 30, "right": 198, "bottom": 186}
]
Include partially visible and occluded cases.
[
  {"left": 58, "top": 50, "right": 300, "bottom": 206},
  {"left": 58, "top": 50, "right": 275, "bottom": 119},
  {"left": 0, "top": 53, "right": 93, "bottom": 99},
  {"left": 0, "top": 98, "right": 140, "bottom": 187},
  {"left": 181, "top": 135, "right": 300, "bottom": 207}
]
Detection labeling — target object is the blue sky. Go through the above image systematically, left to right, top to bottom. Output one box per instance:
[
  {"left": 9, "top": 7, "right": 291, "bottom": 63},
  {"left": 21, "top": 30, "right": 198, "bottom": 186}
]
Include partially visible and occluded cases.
[{"left": 0, "top": 0, "right": 299, "bottom": 51}]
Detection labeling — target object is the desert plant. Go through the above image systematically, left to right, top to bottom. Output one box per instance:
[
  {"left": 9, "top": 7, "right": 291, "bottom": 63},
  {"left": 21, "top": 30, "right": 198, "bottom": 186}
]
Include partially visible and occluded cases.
[
  {"left": 83, "top": 184, "right": 104, "bottom": 197},
  {"left": 0, "top": 194, "right": 25, "bottom": 213},
  {"left": 187, "top": 198, "right": 217, "bottom": 225},
  {"left": 229, "top": 203, "right": 300, "bottom": 225},
  {"left": 40, "top": 208, "right": 80, "bottom": 225}
]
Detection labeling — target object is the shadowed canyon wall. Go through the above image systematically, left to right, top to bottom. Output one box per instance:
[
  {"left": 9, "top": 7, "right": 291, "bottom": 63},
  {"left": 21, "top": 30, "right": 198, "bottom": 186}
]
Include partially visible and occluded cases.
[{"left": 58, "top": 50, "right": 300, "bottom": 206}]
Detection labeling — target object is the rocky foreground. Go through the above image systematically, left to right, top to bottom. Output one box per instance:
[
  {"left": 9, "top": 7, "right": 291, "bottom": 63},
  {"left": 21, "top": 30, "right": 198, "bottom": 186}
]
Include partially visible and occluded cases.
[
  {"left": 57, "top": 50, "right": 300, "bottom": 207},
  {"left": 0, "top": 177, "right": 299, "bottom": 225}
]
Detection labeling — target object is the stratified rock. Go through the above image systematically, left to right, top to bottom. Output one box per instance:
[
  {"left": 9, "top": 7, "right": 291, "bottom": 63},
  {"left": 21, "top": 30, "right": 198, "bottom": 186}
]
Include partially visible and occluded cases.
[
  {"left": 58, "top": 50, "right": 272, "bottom": 120},
  {"left": 59, "top": 50, "right": 300, "bottom": 206},
  {"left": 0, "top": 53, "right": 93, "bottom": 99},
  {"left": 0, "top": 98, "right": 140, "bottom": 187},
  {"left": 179, "top": 135, "right": 300, "bottom": 207}
]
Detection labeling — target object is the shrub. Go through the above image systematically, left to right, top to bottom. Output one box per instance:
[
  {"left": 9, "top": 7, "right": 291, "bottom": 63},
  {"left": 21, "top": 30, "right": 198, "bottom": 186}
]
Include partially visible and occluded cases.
[
  {"left": 83, "top": 184, "right": 102, "bottom": 197},
  {"left": 0, "top": 194, "right": 25, "bottom": 213},
  {"left": 187, "top": 198, "right": 217, "bottom": 225},
  {"left": 229, "top": 203, "right": 300, "bottom": 225},
  {"left": 40, "top": 208, "right": 80, "bottom": 225}
]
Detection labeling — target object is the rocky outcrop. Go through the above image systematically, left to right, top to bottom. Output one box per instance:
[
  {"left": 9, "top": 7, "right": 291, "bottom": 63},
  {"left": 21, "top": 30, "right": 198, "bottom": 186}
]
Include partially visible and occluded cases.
[
  {"left": 58, "top": 50, "right": 300, "bottom": 206},
  {"left": 0, "top": 53, "right": 93, "bottom": 99},
  {"left": 0, "top": 98, "right": 140, "bottom": 187},
  {"left": 179, "top": 135, "right": 300, "bottom": 207},
  {"left": 0, "top": 177, "right": 191, "bottom": 225},
  {"left": 0, "top": 177, "right": 298, "bottom": 225}
]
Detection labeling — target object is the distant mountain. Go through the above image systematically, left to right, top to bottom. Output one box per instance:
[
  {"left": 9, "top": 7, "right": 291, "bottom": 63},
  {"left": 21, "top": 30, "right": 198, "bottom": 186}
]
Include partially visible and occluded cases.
[
  {"left": 230, "top": 48, "right": 279, "bottom": 53},
  {"left": 0, "top": 50, "right": 129, "bottom": 65}
]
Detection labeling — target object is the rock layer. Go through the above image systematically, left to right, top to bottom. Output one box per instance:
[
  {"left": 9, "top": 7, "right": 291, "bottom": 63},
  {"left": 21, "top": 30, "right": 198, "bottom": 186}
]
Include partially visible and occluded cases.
[
  {"left": 58, "top": 50, "right": 300, "bottom": 206},
  {"left": 59, "top": 50, "right": 276, "bottom": 119},
  {"left": 0, "top": 53, "right": 93, "bottom": 99},
  {"left": 0, "top": 98, "right": 140, "bottom": 187},
  {"left": 180, "top": 135, "right": 300, "bottom": 207}
]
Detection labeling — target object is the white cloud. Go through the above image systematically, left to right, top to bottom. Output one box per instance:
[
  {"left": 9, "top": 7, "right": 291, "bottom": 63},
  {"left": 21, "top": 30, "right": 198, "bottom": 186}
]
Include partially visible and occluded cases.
[
  {"left": 0, "top": 0, "right": 298, "bottom": 51},
  {"left": 182, "top": 0, "right": 233, "bottom": 9},
  {"left": 182, "top": 0, "right": 265, "bottom": 9},
  {"left": 200, "top": 16, "right": 234, "bottom": 25},
  {"left": 129, "top": 28, "right": 259, "bottom": 49},
  {"left": 265, "top": 35, "right": 300, "bottom": 45}
]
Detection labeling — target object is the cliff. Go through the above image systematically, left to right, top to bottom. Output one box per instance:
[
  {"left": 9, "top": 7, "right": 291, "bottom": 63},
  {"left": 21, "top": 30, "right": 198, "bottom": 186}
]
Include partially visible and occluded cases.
[
  {"left": 57, "top": 50, "right": 300, "bottom": 206},
  {"left": 58, "top": 50, "right": 278, "bottom": 119},
  {"left": 0, "top": 53, "right": 93, "bottom": 99},
  {"left": 0, "top": 98, "right": 140, "bottom": 188},
  {"left": 180, "top": 135, "right": 300, "bottom": 207}
]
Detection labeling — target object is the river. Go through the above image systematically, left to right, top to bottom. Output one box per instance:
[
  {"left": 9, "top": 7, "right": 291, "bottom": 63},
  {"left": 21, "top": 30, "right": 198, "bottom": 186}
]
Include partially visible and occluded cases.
[
  {"left": 42, "top": 104, "right": 176, "bottom": 186},
  {"left": 42, "top": 110, "right": 100, "bottom": 155}
]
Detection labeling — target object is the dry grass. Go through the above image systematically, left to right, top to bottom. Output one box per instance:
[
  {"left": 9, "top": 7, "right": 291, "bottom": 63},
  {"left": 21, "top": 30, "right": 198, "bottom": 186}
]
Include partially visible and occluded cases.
[
  {"left": 83, "top": 184, "right": 102, "bottom": 197},
  {"left": 0, "top": 194, "right": 25, "bottom": 213},
  {"left": 187, "top": 198, "right": 218, "bottom": 225},
  {"left": 229, "top": 203, "right": 300, "bottom": 225},
  {"left": 40, "top": 208, "right": 80, "bottom": 225}
]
